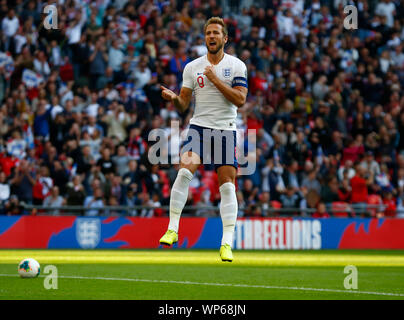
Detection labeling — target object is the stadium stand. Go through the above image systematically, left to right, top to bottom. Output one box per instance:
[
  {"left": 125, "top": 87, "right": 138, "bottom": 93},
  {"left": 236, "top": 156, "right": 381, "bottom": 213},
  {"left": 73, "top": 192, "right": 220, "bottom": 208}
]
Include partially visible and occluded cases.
[{"left": 0, "top": 0, "right": 403, "bottom": 218}]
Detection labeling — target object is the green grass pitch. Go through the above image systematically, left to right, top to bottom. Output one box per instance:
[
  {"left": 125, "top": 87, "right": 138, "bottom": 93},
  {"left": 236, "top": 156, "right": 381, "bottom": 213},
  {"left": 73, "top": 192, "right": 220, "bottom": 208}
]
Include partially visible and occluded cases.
[{"left": 0, "top": 249, "right": 403, "bottom": 300}]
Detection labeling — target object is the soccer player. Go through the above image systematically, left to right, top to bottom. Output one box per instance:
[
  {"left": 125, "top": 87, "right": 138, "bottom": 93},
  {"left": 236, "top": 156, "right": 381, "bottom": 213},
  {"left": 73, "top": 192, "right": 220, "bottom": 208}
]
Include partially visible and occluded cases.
[{"left": 159, "top": 17, "right": 248, "bottom": 262}]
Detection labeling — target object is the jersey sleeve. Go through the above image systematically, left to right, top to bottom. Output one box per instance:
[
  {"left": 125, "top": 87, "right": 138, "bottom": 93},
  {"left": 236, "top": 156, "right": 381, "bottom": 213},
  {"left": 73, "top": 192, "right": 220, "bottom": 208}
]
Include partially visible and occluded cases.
[
  {"left": 231, "top": 60, "right": 248, "bottom": 88},
  {"left": 181, "top": 62, "right": 193, "bottom": 90}
]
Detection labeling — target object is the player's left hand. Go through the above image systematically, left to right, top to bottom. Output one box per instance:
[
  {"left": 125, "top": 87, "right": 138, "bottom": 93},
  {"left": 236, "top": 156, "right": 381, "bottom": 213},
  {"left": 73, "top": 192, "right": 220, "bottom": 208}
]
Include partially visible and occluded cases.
[{"left": 203, "top": 65, "right": 217, "bottom": 82}]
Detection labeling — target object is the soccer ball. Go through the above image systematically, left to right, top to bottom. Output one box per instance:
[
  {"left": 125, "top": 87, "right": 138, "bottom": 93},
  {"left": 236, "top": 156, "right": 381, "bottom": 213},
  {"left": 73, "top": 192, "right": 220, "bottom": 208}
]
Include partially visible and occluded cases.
[{"left": 18, "top": 258, "right": 40, "bottom": 278}]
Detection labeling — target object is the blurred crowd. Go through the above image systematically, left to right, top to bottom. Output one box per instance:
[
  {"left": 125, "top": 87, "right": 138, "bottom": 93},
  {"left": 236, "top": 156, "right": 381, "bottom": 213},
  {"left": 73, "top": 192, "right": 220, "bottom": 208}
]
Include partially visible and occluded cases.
[{"left": 0, "top": 0, "right": 404, "bottom": 218}]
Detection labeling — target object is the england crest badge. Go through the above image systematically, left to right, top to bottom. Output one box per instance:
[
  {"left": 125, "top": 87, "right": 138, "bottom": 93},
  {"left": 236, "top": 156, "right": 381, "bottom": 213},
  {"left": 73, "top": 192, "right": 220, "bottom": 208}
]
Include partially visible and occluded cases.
[
  {"left": 223, "top": 68, "right": 231, "bottom": 78},
  {"left": 76, "top": 218, "right": 101, "bottom": 249}
]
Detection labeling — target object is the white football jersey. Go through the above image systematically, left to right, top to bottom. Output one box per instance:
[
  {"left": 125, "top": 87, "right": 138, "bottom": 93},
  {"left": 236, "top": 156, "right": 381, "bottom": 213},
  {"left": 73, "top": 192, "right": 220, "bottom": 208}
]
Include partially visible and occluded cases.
[{"left": 182, "top": 53, "right": 248, "bottom": 131}]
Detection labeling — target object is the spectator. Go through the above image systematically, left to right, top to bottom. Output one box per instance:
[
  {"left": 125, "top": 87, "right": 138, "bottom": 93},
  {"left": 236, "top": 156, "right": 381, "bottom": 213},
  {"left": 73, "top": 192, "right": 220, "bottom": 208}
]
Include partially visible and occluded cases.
[
  {"left": 375, "top": 0, "right": 396, "bottom": 28},
  {"left": 21, "top": 1, "right": 41, "bottom": 26},
  {"left": 66, "top": 7, "right": 86, "bottom": 47},
  {"left": 2, "top": 8, "right": 19, "bottom": 52},
  {"left": 86, "top": 11, "right": 104, "bottom": 42},
  {"left": 71, "top": 33, "right": 90, "bottom": 80},
  {"left": 191, "top": 35, "right": 208, "bottom": 57},
  {"left": 88, "top": 37, "right": 108, "bottom": 90},
  {"left": 108, "top": 39, "right": 125, "bottom": 72},
  {"left": 169, "top": 40, "right": 190, "bottom": 83},
  {"left": 33, "top": 50, "right": 51, "bottom": 79},
  {"left": 132, "top": 54, "right": 151, "bottom": 89},
  {"left": 114, "top": 59, "right": 132, "bottom": 85},
  {"left": 312, "top": 75, "right": 329, "bottom": 103},
  {"left": 85, "top": 94, "right": 101, "bottom": 119},
  {"left": 33, "top": 99, "right": 52, "bottom": 140},
  {"left": 102, "top": 102, "right": 131, "bottom": 142},
  {"left": 6, "top": 130, "right": 26, "bottom": 159},
  {"left": 286, "top": 130, "right": 310, "bottom": 168},
  {"left": 111, "top": 145, "right": 131, "bottom": 177},
  {"left": 96, "top": 148, "right": 116, "bottom": 177},
  {"left": 360, "top": 151, "right": 381, "bottom": 177},
  {"left": 9, "top": 159, "right": 35, "bottom": 204},
  {"left": 122, "top": 159, "right": 140, "bottom": 191},
  {"left": 51, "top": 160, "right": 69, "bottom": 195},
  {"left": 282, "top": 160, "right": 302, "bottom": 192},
  {"left": 338, "top": 160, "right": 356, "bottom": 182},
  {"left": 375, "top": 163, "right": 394, "bottom": 193},
  {"left": 87, "top": 164, "right": 107, "bottom": 193},
  {"left": 350, "top": 164, "right": 373, "bottom": 215},
  {"left": 32, "top": 165, "right": 53, "bottom": 205},
  {"left": 301, "top": 169, "right": 321, "bottom": 195},
  {"left": 0, "top": 171, "right": 10, "bottom": 207},
  {"left": 109, "top": 174, "right": 124, "bottom": 204},
  {"left": 66, "top": 175, "right": 87, "bottom": 214},
  {"left": 320, "top": 176, "right": 341, "bottom": 204},
  {"left": 242, "top": 178, "right": 259, "bottom": 207},
  {"left": 43, "top": 186, "right": 65, "bottom": 215},
  {"left": 122, "top": 186, "right": 140, "bottom": 216},
  {"left": 280, "top": 186, "right": 300, "bottom": 213},
  {"left": 83, "top": 187, "right": 105, "bottom": 216},
  {"left": 383, "top": 191, "right": 397, "bottom": 217},
  {"left": 138, "top": 192, "right": 154, "bottom": 217},
  {"left": 4, "top": 195, "right": 22, "bottom": 215},
  {"left": 105, "top": 195, "right": 121, "bottom": 216},
  {"left": 312, "top": 202, "right": 330, "bottom": 218}
]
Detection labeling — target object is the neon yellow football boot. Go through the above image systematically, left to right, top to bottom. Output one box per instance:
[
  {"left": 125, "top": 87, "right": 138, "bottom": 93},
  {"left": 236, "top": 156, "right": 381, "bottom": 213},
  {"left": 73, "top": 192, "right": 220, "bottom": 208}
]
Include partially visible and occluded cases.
[
  {"left": 159, "top": 229, "right": 178, "bottom": 246},
  {"left": 220, "top": 244, "right": 233, "bottom": 262}
]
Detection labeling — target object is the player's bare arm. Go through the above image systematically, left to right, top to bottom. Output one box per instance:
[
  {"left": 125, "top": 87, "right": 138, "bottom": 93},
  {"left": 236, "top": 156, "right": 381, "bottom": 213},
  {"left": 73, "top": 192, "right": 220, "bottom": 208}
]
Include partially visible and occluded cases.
[
  {"left": 203, "top": 65, "right": 248, "bottom": 108},
  {"left": 160, "top": 85, "right": 192, "bottom": 113}
]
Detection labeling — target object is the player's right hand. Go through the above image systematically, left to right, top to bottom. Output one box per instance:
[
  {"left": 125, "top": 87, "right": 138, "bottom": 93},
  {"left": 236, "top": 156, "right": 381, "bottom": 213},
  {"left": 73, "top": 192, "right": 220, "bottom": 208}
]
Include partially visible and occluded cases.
[{"left": 160, "top": 86, "right": 177, "bottom": 101}]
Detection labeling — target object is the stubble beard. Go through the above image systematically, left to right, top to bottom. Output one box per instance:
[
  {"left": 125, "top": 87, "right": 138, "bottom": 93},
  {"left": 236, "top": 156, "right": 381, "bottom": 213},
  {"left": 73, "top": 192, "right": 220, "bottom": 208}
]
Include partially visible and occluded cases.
[{"left": 207, "top": 42, "right": 224, "bottom": 55}]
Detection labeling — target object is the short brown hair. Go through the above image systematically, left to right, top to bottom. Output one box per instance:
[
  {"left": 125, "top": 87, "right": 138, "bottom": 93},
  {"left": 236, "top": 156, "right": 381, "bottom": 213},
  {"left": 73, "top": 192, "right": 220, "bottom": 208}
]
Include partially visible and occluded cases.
[{"left": 203, "top": 17, "right": 228, "bottom": 36}]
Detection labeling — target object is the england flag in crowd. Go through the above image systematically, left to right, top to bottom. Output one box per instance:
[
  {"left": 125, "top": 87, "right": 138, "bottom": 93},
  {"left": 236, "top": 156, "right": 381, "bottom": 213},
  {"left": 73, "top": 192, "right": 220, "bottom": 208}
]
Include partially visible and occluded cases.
[
  {"left": 0, "top": 52, "right": 14, "bottom": 79},
  {"left": 22, "top": 69, "right": 44, "bottom": 88}
]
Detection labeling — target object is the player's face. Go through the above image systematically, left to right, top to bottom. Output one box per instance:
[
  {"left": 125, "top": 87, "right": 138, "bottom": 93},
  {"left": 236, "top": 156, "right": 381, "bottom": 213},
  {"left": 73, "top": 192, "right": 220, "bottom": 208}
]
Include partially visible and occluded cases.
[{"left": 205, "top": 24, "right": 227, "bottom": 54}]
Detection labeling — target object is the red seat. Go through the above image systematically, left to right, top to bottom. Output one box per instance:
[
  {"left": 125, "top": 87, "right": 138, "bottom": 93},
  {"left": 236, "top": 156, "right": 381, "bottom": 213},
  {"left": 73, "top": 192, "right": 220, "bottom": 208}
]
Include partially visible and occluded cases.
[
  {"left": 367, "top": 194, "right": 383, "bottom": 217},
  {"left": 270, "top": 200, "right": 282, "bottom": 215},
  {"left": 383, "top": 200, "right": 397, "bottom": 217},
  {"left": 331, "top": 201, "right": 350, "bottom": 217}
]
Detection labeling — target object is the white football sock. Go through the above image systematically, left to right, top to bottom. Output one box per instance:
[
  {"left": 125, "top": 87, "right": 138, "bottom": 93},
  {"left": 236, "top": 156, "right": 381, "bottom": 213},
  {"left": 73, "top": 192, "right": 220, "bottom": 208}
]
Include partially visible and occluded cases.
[
  {"left": 168, "top": 168, "right": 194, "bottom": 233},
  {"left": 219, "top": 182, "right": 238, "bottom": 247}
]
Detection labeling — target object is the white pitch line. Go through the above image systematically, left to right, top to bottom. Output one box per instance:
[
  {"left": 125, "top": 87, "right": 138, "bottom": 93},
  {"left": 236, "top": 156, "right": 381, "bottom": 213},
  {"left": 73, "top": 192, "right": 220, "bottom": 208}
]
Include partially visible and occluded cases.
[{"left": 1, "top": 274, "right": 403, "bottom": 297}]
